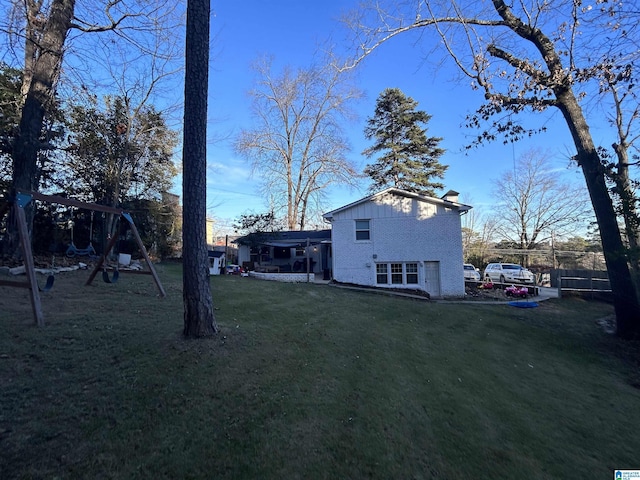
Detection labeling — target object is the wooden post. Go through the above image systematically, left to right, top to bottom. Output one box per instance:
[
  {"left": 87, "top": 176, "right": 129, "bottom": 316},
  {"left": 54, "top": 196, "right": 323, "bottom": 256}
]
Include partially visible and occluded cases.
[
  {"left": 14, "top": 199, "right": 44, "bottom": 326},
  {"left": 121, "top": 213, "right": 166, "bottom": 297},
  {"left": 306, "top": 238, "right": 310, "bottom": 283},
  {"left": 557, "top": 273, "right": 562, "bottom": 299}
]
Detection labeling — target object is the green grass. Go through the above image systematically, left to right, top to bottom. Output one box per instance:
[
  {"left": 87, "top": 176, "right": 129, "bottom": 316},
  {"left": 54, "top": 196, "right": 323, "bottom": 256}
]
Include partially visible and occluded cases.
[{"left": 1, "top": 263, "right": 639, "bottom": 479}]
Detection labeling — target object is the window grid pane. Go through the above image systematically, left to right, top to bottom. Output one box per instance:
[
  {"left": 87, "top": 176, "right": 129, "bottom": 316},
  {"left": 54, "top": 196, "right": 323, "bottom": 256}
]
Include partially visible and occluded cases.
[
  {"left": 355, "top": 220, "right": 370, "bottom": 241},
  {"left": 378, "top": 262, "right": 420, "bottom": 285},
  {"left": 376, "top": 263, "right": 388, "bottom": 284},
  {"left": 391, "top": 263, "right": 403, "bottom": 284},
  {"left": 406, "top": 263, "right": 418, "bottom": 284}
]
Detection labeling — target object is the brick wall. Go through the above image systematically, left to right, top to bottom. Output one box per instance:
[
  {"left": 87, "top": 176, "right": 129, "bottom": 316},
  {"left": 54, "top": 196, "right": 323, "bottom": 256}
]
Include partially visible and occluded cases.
[
  {"left": 329, "top": 196, "right": 466, "bottom": 297},
  {"left": 249, "top": 271, "right": 312, "bottom": 283}
]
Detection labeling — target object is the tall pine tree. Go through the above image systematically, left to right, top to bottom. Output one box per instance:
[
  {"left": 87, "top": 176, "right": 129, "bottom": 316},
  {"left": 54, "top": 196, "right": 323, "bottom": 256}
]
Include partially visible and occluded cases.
[
  {"left": 182, "top": 0, "right": 218, "bottom": 337},
  {"left": 363, "top": 88, "right": 447, "bottom": 196}
]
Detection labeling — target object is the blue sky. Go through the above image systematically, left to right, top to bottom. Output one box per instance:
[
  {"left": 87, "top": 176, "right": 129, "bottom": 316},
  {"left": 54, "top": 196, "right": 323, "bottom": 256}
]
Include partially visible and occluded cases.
[{"left": 202, "top": 0, "right": 596, "bottom": 232}]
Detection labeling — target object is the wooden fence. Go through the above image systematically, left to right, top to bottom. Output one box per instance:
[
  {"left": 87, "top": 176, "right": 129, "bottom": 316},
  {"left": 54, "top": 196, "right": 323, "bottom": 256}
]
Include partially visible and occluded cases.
[{"left": 551, "top": 269, "right": 611, "bottom": 298}]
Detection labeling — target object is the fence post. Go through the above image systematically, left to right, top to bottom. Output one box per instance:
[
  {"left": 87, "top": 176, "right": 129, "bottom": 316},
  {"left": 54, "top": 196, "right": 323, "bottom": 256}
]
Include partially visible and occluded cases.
[{"left": 557, "top": 273, "right": 562, "bottom": 299}]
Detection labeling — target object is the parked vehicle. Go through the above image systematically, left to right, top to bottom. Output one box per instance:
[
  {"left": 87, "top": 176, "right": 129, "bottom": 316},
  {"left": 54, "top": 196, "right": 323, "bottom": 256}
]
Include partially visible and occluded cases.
[
  {"left": 463, "top": 263, "right": 481, "bottom": 282},
  {"left": 483, "top": 263, "right": 535, "bottom": 284}
]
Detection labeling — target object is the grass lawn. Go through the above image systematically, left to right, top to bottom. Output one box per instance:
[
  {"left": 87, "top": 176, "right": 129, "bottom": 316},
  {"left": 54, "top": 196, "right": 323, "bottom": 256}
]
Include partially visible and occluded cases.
[{"left": 1, "top": 263, "right": 639, "bottom": 479}]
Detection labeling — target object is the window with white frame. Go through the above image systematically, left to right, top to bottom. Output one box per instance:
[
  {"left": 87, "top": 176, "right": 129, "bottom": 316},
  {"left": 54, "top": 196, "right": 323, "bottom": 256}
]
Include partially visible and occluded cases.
[
  {"left": 355, "top": 219, "right": 370, "bottom": 240},
  {"left": 375, "top": 262, "right": 419, "bottom": 285},
  {"left": 391, "top": 263, "right": 403, "bottom": 284},
  {"left": 406, "top": 263, "right": 418, "bottom": 284},
  {"left": 376, "top": 264, "right": 388, "bottom": 284}
]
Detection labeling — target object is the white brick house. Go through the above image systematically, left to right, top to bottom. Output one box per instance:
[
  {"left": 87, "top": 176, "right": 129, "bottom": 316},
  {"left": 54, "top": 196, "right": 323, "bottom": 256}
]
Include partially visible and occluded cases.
[{"left": 322, "top": 188, "right": 471, "bottom": 297}]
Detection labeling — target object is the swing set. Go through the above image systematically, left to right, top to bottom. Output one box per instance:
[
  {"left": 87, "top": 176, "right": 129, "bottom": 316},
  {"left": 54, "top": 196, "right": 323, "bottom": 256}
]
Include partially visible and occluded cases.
[{"left": 0, "top": 190, "right": 166, "bottom": 326}]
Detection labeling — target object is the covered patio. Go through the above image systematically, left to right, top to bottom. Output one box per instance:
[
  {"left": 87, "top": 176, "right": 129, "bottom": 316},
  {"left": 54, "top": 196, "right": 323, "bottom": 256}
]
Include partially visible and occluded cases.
[{"left": 234, "top": 230, "right": 332, "bottom": 279}]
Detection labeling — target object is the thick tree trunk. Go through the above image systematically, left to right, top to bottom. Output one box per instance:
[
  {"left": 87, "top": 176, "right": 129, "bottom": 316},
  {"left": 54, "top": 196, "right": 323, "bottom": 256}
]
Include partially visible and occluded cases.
[
  {"left": 10, "top": 0, "right": 74, "bottom": 253},
  {"left": 13, "top": 0, "right": 74, "bottom": 192},
  {"left": 182, "top": 0, "right": 218, "bottom": 337},
  {"left": 491, "top": 0, "right": 639, "bottom": 337},
  {"left": 557, "top": 91, "right": 640, "bottom": 338},
  {"left": 612, "top": 143, "right": 640, "bottom": 288}
]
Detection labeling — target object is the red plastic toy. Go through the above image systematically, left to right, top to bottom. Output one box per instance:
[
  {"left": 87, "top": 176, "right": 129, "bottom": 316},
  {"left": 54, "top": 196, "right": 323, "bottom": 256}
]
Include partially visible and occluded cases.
[{"left": 505, "top": 285, "right": 529, "bottom": 298}]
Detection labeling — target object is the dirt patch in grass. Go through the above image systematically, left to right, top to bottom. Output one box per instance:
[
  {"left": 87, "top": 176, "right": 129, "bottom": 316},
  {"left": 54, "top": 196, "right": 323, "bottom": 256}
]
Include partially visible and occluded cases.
[
  {"left": 464, "top": 285, "right": 511, "bottom": 301},
  {"left": 596, "top": 314, "right": 617, "bottom": 334}
]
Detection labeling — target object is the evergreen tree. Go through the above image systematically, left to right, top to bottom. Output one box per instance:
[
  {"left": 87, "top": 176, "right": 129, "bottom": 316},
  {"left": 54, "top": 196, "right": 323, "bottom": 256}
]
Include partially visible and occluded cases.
[{"left": 363, "top": 88, "right": 447, "bottom": 196}]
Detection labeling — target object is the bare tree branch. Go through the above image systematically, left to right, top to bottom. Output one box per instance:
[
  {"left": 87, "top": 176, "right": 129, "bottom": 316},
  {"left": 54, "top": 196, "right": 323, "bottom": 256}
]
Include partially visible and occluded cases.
[
  {"left": 342, "top": 0, "right": 640, "bottom": 333},
  {"left": 235, "top": 56, "right": 362, "bottom": 230}
]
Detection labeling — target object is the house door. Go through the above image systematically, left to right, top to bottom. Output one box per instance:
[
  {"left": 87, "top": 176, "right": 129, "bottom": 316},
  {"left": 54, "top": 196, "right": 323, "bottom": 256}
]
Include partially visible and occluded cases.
[{"left": 424, "top": 261, "right": 441, "bottom": 297}]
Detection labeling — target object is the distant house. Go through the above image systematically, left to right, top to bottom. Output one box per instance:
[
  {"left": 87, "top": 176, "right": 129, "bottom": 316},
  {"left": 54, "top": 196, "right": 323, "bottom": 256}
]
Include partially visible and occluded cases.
[
  {"left": 322, "top": 188, "right": 471, "bottom": 297},
  {"left": 235, "top": 230, "right": 332, "bottom": 276},
  {"left": 208, "top": 250, "right": 226, "bottom": 275}
]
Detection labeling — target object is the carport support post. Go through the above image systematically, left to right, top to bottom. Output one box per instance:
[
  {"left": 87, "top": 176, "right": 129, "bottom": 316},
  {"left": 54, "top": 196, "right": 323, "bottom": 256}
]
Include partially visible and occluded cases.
[{"left": 306, "top": 238, "right": 310, "bottom": 283}]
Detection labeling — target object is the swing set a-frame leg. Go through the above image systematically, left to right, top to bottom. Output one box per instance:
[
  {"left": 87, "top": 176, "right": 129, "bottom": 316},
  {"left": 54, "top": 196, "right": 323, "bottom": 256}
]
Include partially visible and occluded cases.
[
  {"left": 14, "top": 200, "right": 45, "bottom": 326},
  {"left": 85, "top": 213, "right": 166, "bottom": 297},
  {"left": 121, "top": 213, "right": 166, "bottom": 297},
  {"left": 85, "top": 228, "right": 119, "bottom": 286}
]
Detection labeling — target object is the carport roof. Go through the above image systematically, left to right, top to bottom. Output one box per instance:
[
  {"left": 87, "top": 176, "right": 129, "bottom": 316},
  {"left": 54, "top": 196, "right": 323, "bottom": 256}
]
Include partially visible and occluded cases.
[{"left": 234, "top": 229, "right": 331, "bottom": 246}]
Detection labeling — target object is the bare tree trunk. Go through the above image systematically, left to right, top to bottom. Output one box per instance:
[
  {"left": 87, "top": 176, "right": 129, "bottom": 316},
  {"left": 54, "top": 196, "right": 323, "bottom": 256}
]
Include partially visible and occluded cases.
[
  {"left": 10, "top": 0, "right": 74, "bottom": 251},
  {"left": 13, "top": 0, "right": 73, "bottom": 193},
  {"left": 21, "top": 0, "right": 41, "bottom": 99},
  {"left": 182, "top": 0, "right": 218, "bottom": 338},
  {"left": 492, "top": 0, "right": 640, "bottom": 337},
  {"left": 235, "top": 59, "right": 361, "bottom": 231},
  {"left": 557, "top": 92, "right": 640, "bottom": 338},
  {"left": 612, "top": 142, "right": 640, "bottom": 287},
  {"left": 299, "top": 195, "right": 308, "bottom": 230}
]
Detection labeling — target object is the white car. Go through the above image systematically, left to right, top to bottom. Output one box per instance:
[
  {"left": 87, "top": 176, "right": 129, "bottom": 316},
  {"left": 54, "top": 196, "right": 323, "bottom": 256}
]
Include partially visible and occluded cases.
[
  {"left": 463, "top": 263, "right": 481, "bottom": 282},
  {"left": 484, "top": 263, "right": 535, "bottom": 284}
]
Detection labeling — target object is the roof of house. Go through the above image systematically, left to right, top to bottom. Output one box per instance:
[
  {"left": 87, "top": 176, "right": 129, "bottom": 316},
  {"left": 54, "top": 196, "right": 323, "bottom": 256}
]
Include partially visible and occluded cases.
[
  {"left": 322, "top": 187, "right": 472, "bottom": 221},
  {"left": 235, "top": 229, "right": 331, "bottom": 247},
  {"left": 208, "top": 250, "right": 225, "bottom": 258}
]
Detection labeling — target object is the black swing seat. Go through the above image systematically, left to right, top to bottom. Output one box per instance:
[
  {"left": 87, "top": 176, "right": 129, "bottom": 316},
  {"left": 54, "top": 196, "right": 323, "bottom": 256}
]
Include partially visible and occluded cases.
[
  {"left": 102, "top": 269, "right": 119, "bottom": 284},
  {"left": 39, "top": 274, "right": 55, "bottom": 292}
]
